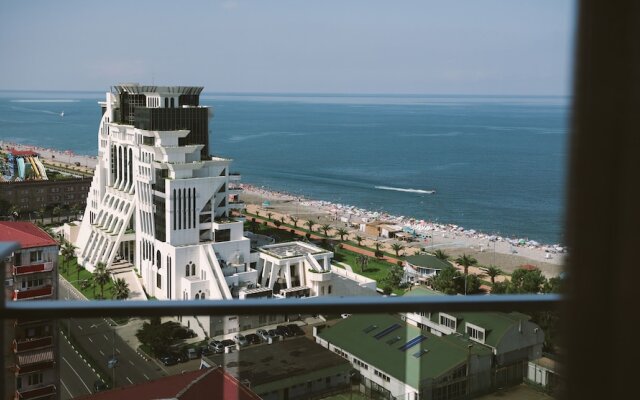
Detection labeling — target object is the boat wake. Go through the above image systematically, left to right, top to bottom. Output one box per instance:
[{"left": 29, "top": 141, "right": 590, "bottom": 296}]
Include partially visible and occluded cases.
[{"left": 375, "top": 185, "right": 435, "bottom": 194}]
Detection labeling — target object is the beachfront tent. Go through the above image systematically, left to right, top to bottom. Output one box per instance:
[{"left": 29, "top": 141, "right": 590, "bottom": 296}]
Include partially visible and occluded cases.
[{"left": 262, "top": 200, "right": 271, "bottom": 208}]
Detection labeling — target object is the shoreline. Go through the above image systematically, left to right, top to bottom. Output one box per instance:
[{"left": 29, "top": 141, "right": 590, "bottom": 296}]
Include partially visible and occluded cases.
[{"left": 1, "top": 140, "right": 565, "bottom": 276}]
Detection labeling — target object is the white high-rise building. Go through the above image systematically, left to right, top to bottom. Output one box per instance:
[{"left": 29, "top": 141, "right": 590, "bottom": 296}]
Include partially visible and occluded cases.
[
  {"left": 76, "top": 84, "right": 255, "bottom": 306},
  {"left": 76, "top": 84, "right": 376, "bottom": 337}
]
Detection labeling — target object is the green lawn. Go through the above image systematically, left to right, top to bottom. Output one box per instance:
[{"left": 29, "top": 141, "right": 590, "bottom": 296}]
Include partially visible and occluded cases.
[
  {"left": 332, "top": 248, "right": 406, "bottom": 296},
  {"left": 58, "top": 255, "right": 115, "bottom": 299}
]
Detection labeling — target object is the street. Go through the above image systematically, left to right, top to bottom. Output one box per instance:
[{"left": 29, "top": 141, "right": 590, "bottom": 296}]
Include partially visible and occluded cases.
[
  {"left": 59, "top": 277, "right": 164, "bottom": 390},
  {"left": 60, "top": 336, "right": 100, "bottom": 399}
]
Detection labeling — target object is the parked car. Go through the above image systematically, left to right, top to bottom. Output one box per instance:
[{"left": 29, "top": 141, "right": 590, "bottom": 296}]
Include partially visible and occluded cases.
[
  {"left": 287, "top": 324, "right": 305, "bottom": 336},
  {"left": 276, "top": 325, "right": 292, "bottom": 337},
  {"left": 256, "top": 329, "right": 271, "bottom": 342},
  {"left": 268, "top": 329, "right": 281, "bottom": 339},
  {"left": 245, "top": 333, "right": 261, "bottom": 345},
  {"left": 234, "top": 334, "right": 248, "bottom": 347},
  {"left": 209, "top": 339, "right": 223, "bottom": 353},
  {"left": 221, "top": 339, "right": 235, "bottom": 348},
  {"left": 200, "top": 345, "right": 213, "bottom": 356},
  {"left": 186, "top": 347, "right": 200, "bottom": 360},
  {"left": 172, "top": 351, "right": 188, "bottom": 363},
  {"left": 159, "top": 354, "right": 178, "bottom": 366},
  {"left": 93, "top": 380, "right": 107, "bottom": 393}
]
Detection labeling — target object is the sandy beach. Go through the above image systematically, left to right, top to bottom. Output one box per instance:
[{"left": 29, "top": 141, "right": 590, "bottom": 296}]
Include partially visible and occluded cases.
[
  {"left": 0, "top": 140, "right": 98, "bottom": 170},
  {"left": 239, "top": 184, "right": 565, "bottom": 278}
]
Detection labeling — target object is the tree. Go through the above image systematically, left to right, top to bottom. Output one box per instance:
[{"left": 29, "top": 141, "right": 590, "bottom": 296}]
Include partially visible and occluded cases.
[
  {"left": 9, "top": 205, "right": 20, "bottom": 220},
  {"left": 52, "top": 205, "right": 62, "bottom": 223},
  {"left": 38, "top": 207, "right": 46, "bottom": 223},
  {"left": 266, "top": 212, "right": 273, "bottom": 221},
  {"left": 279, "top": 216, "right": 285, "bottom": 224},
  {"left": 290, "top": 216, "right": 299, "bottom": 227},
  {"left": 274, "top": 220, "right": 282, "bottom": 228},
  {"left": 304, "top": 220, "right": 315, "bottom": 232},
  {"left": 320, "top": 224, "right": 332, "bottom": 237},
  {"left": 336, "top": 227, "right": 349, "bottom": 241},
  {"left": 355, "top": 235, "right": 364, "bottom": 246},
  {"left": 61, "top": 241, "right": 76, "bottom": 274},
  {"left": 374, "top": 241, "right": 382, "bottom": 251},
  {"left": 390, "top": 243, "right": 405, "bottom": 257},
  {"left": 433, "top": 250, "right": 449, "bottom": 260},
  {"left": 356, "top": 254, "right": 369, "bottom": 273},
  {"left": 455, "top": 254, "right": 478, "bottom": 276},
  {"left": 92, "top": 262, "right": 110, "bottom": 299},
  {"left": 384, "top": 264, "right": 405, "bottom": 289},
  {"left": 484, "top": 265, "right": 503, "bottom": 284},
  {"left": 432, "top": 266, "right": 464, "bottom": 295},
  {"left": 510, "top": 268, "right": 547, "bottom": 294},
  {"left": 464, "top": 274, "right": 482, "bottom": 294},
  {"left": 544, "top": 276, "right": 563, "bottom": 293},
  {"left": 112, "top": 277, "right": 130, "bottom": 300},
  {"left": 491, "top": 281, "right": 509, "bottom": 294},
  {"left": 136, "top": 319, "right": 182, "bottom": 356}
]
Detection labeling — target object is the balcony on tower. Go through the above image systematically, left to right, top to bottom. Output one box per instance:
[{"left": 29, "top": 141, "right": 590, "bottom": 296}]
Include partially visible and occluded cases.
[
  {"left": 12, "top": 262, "right": 54, "bottom": 276},
  {"left": 12, "top": 284, "right": 54, "bottom": 301},
  {"left": 13, "top": 336, "right": 53, "bottom": 353}
]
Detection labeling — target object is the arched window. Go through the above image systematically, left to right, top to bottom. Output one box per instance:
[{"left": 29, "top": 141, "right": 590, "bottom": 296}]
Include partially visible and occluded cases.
[
  {"left": 164, "top": 98, "right": 168, "bottom": 108},
  {"left": 170, "top": 98, "right": 175, "bottom": 108},
  {"left": 156, "top": 250, "right": 161, "bottom": 269},
  {"left": 191, "top": 263, "right": 196, "bottom": 276},
  {"left": 185, "top": 265, "right": 190, "bottom": 277},
  {"left": 201, "top": 292, "right": 205, "bottom": 300},
  {"left": 195, "top": 293, "right": 200, "bottom": 300}
]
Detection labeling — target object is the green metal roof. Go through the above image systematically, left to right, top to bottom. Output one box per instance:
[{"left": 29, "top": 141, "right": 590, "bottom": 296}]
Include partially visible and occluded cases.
[
  {"left": 405, "top": 254, "right": 452, "bottom": 270},
  {"left": 404, "top": 287, "right": 443, "bottom": 297},
  {"left": 430, "top": 311, "right": 531, "bottom": 348},
  {"left": 316, "top": 314, "right": 491, "bottom": 389}
]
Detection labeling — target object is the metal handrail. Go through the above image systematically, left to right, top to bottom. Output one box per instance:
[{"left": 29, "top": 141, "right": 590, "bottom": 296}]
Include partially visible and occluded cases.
[{"left": 4, "top": 294, "right": 561, "bottom": 319}]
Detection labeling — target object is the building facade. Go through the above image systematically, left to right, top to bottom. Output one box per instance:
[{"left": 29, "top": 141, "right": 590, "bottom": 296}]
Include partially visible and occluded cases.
[
  {"left": 0, "top": 178, "right": 90, "bottom": 215},
  {"left": 1, "top": 221, "right": 59, "bottom": 400}
]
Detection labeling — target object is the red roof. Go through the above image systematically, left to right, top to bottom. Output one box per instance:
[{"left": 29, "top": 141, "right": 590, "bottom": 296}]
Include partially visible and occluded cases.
[
  {"left": 7, "top": 148, "right": 38, "bottom": 157},
  {"left": 0, "top": 222, "right": 58, "bottom": 249},
  {"left": 520, "top": 264, "right": 539, "bottom": 271},
  {"left": 77, "top": 368, "right": 262, "bottom": 400}
]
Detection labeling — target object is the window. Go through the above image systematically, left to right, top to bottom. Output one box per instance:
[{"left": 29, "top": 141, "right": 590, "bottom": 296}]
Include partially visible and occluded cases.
[
  {"left": 30, "top": 250, "right": 43, "bottom": 263},
  {"left": 185, "top": 265, "right": 190, "bottom": 276},
  {"left": 156, "top": 272, "right": 161, "bottom": 289},
  {"left": 439, "top": 313, "right": 457, "bottom": 330},
  {"left": 466, "top": 324, "right": 485, "bottom": 342},
  {"left": 28, "top": 372, "right": 43, "bottom": 386}
]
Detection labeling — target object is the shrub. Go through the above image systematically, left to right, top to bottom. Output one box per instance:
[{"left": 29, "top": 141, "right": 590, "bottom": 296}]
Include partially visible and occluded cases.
[{"left": 374, "top": 250, "right": 384, "bottom": 258}]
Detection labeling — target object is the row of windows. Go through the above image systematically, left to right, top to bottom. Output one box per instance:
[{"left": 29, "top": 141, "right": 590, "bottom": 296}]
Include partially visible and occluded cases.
[
  {"left": 173, "top": 188, "right": 197, "bottom": 230},
  {"left": 440, "top": 314, "right": 457, "bottom": 330},
  {"left": 466, "top": 325, "right": 485, "bottom": 342},
  {"left": 354, "top": 357, "right": 369, "bottom": 370},
  {"left": 374, "top": 369, "right": 391, "bottom": 382},
  {"left": 16, "top": 372, "right": 44, "bottom": 390}
]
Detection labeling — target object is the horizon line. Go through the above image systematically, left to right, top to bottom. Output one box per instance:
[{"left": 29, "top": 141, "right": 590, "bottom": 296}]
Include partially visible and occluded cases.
[{"left": 0, "top": 88, "right": 571, "bottom": 98}]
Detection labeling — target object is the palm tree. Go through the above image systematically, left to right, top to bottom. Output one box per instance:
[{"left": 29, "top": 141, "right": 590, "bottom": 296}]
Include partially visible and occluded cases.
[
  {"left": 9, "top": 205, "right": 20, "bottom": 220},
  {"left": 266, "top": 212, "right": 273, "bottom": 221},
  {"left": 279, "top": 216, "right": 285, "bottom": 225},
  {"left": 290, "top": 216, "right": 299, "bottom": 227},
  {"left": 304, "top": 220, "right": 315, "bottom": 232},
  {"left": 320, "top": 224, "right": 332, "bottom": 237},
  {"left": 336, "top": 227, "right": 349, "bottom": 241},
  {"left": 355, "top": 235, "right": 364, "bottom": 246},
  {"left": 61, "top": 241, "right": 76, "bottom": 274},
  {"left": 374, "top": 241, "right": 382, "bottom": 251},
  {"left": 391, "top": 242, "right": 405, "bottom": 257},
  {"left": 433, "top": 250, "right": 449, "bottom": 260},
  {"left": 356, "top": 254, "right": 369, "bottom": 273},
  {"left": 455, "top": 254, "right": 478, "bottom": 276},
  {"left": 92, "top": 262, "right": 110, "bottom": 299},
  {"left": 484, "top": 265, "right": 504, "bottom": 284},
  {"left": 112, "top": 277, "right": 130, "bottom": 300}
]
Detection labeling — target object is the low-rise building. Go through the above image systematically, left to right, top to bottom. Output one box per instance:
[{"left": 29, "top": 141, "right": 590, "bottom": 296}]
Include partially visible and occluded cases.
[
  {"left": 1, "top": 221, "right": 59, "bottom": 400},
  {"left": 403, "top": 254, "right": 452, "bottom": 283},
  {"left": 315, "top": 314, "right": 493, "bottom": 400},
  {"left": 201, "top": 337, "right": 352, "bottom": 400}
]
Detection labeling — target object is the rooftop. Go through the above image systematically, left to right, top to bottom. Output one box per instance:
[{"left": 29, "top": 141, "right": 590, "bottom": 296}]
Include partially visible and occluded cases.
[
  {"left": 112, "top": 84, "right": 203, "bottom": 96},
  {"left": 0, "top": 222, "right": 58, "bottom": 249},
  {"left": 258, "top": 241, "right": 328, "bottom": 259},
  {"left": 405, "top": 254, "right": 452, "bottom": 270},
  {"left": 431, "top": 311, "right": 532, "bottom": 348},
  {"left": 316, "top": 314, "right": 491, "bottom": 389},
  {"left": 203, "top": 337, "right": 350, "bottom": 393},
  {"left": 76, "top": 368, "right": 261, "bottom": 400}
]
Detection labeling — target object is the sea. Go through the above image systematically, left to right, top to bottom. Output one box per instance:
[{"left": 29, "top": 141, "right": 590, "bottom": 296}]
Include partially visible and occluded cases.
[{"left": 0, "top": 91, "right": 569, "bottom": 245}]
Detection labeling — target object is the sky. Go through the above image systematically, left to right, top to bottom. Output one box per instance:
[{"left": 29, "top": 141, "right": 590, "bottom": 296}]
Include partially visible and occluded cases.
[{"left": 0, "top": 0, "right": 575, "bottom": 95}]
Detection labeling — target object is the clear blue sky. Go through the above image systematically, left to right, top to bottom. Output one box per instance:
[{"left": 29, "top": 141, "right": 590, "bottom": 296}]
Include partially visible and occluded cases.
[{"left": 0, "top": 0, "right": 575, "bottom": 95}]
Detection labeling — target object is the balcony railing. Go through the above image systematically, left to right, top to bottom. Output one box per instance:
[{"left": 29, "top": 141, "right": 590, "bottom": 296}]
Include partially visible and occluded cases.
[
  {"left": 12, "top": 262, "right": 54, "bottom": 276},
  {"left": 12, "top": 285, "right": 53, "bottom": 301},
  {"left": 13, "top": 336, "right": 53, "bottom": 353},
  {"left": 15, "top": 384, "right": 56, "bottom": 400}
]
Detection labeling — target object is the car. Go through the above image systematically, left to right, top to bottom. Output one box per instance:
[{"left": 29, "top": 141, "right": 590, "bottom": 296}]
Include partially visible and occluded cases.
[
  {"left": 286, "top": 324, "right": 305, "bottom": 336},
  {"left": 275, "top": 325, "right": 292, "bottom": 337},
  {"left": 256, "top": 329, "right": 271, "bottom": 342},
  {"left": 268, "top": 329, "right": 281, "bottom": 339},
  {"left": 245, "top": 333, "right": 261, "bottom": 345},
  {"left": 234, "top": 334, "right": 248, "bottom": 347},
  {"left": 221, "top": 339, "right": 235, "bottom": 348},
  {"left": 199, "top": 345, "right": 213, "bottom": 356},
  {"left": 186, "top": 347, "right": 200, "bottom": 360},
  {"left": 172, "top": 351, "right": 188, "bottom": 363},
  {"left": 159, "top": 354, "right": 178, "bottom": 366},
  {"left": 107, "top": 356, "right": 119, "bottom": 368},
  {"left": 93, "top": 380, "right": 107, "bottom": 393}
]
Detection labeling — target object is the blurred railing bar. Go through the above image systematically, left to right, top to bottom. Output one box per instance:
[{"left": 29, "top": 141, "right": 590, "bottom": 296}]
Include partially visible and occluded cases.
[{"left": 4, "top": 294, "right": 561, "bottom": 319}]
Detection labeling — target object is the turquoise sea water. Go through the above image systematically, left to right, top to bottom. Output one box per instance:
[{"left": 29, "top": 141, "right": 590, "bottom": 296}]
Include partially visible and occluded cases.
[{"left": 0, "top": 91, "right": 569, "bottom": 244}]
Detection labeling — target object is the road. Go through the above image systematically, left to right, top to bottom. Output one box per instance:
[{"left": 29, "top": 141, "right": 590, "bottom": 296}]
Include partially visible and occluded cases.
[
  {"left": 59, "top": 278, "right": 164, "bottom": 390},
  {"left": 60, "top": 336, "right": 100, "bottom": 399}
]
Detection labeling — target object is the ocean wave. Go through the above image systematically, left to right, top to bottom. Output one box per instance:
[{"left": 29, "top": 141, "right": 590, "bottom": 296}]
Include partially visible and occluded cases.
[
  {"left": 10, "top": 99, "right": 79, "bottom": 103},
  {"left": 375, "top": 185, "right": 435, "bottom": 194}
]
